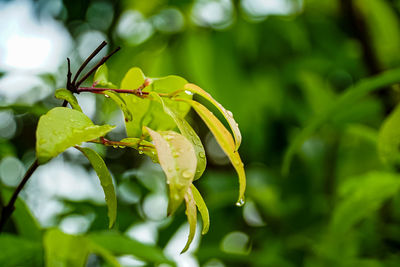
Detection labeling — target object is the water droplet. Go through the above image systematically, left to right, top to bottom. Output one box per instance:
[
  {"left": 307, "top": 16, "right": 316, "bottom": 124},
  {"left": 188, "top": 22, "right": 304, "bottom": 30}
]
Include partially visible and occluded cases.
[
  {"left": 104, "top": 94, "right": 110, "bottom": 98},
  {"left": 226, "top": 110, "right": 233, "bottom": 117},
  {"left": 164, "top": 135, "right": 173, "bottom": 141},
  {"left": 112, "top": 145, "right": 118, "bottom": 148},
  {"left": 119, "top": 145, "right": 126, "bottom": 148},
  {"left": 138, "top": 150, "right": 144, "bottom": 154},
  {"left": 199, "top": 152, "right": 206, "bottom": 158},
  {"left": 182, "top": 170, "right": 193, "bottom": 178},
  {"left": 236, "top": 198, "right": 245, "bottom": 207}
]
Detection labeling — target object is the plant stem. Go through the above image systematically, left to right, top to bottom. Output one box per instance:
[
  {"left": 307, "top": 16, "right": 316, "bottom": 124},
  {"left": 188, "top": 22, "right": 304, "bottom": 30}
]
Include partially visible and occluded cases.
[{"left": 0, "top": 159, "right": 39, "bottom": 232}]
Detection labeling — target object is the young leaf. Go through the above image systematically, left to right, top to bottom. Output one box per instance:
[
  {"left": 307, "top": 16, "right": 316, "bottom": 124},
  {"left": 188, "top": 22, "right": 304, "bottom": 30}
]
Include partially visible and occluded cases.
[
  {"left": 94, "top": 64, "right": 118, "bottom": 88},
  {"left": 118, "top": 67, "right": 149, "bottom": 137},
  {"left": 144, "top": 75, "right": 191, "bottom": 131},
  {"left": 185, "top": 83, "right": 242, "bottom": 151},
  {"left": 54, "top": 89, "right": 82, "bottom": 112},
  {"left": 103, "top": 91, "right": 133, "bottom": 122},
  {"left": 150, "top": 92, "right": 206, "bottom": 180},
  {"left": 181, "top": 99, "right": 246, "bottom": 206},
  {"left": 378, "top": 104, "right": 400, "bottom": 165},
  {"left": 36, "top": 107, "right": 115, "bottom": 164},
  {"left": 145, "top": 127, "right": 197, "bottom": 215},
  {"left": 119, "top": 137, "right": 158, "bottom": 163},
  {"left": 75, "top": 146, "right": 117, "bottom": 228},
  {"left": 191, "top": 184, "right": 210, "bottom": 235},
  {"left": 181, "top": 187, "right": 197, "bottom": 254},
  {"left": 89, "top": 232, "right": 176, "bottom": 266}
]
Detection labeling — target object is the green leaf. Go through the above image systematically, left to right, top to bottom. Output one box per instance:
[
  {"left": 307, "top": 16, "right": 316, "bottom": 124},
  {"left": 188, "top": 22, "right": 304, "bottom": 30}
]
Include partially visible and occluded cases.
[
  {"left": 94, "top": 64, "right": 117, "bottom": 88},
  {"left": 118, "top": 67, "right": 149, "bottom": 137},
  {"left": 282, "top": 67, "right": 400, "bottom": 175},
  {"left": 144, "top": 75, "right": 191, "bottom": 131},
  {"left": 185, "top": 83, "right": 242, "bottom": 151},
  {"left": 54, "top": 89, "right": 82, "bottom": 112},
  {"left": 103, "top": 91, "right": 133, "bottom": 122},
  {"left": 150, "top": 92, "right": 206, "bottom": 180},
  {"left": 182, "top": 99, "right": 246, "bottom": 205},
  {"left": 378, "top": 104, "right": 400, "bottom": 165},
  {"left": 36, "top": 107, "right": 115, "bottom": 164},
  {"left": 145, "top": 127, "right": 197, "bottom": 215},
  {"left": 119, "top": 137, "right": 158, "bottom": 163},
  {"left": 75, "top": 146, "right": 117, "bottom": 228},
  {"left": 331, "top": 171, "right": 400, "bottom": 234},
  {"left": 191, "top": 184, "right": 210, "bottom": 235},
  {"left": 181, "top": 186, "right": 197, "bottom": 254},
  {"left": 1, "top": 188, "right": 42, "bottom": 241},
  {"left": 44, "top": 229, "right": 120, "bottom": 267},
  {"left": 89, "top": 231, "right": 175, "bottom": 266},
  {"left": 0, "top": 234, "right": 43, "bottom": 266}
]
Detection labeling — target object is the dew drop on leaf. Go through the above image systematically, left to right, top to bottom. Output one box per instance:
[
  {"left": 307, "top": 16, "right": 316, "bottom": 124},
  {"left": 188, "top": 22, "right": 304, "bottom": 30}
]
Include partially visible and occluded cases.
[
  {"left": 104, "top": 94, "right": 110, "bottom": 98},
  {"left": 226, "top": 110, "right": 233, "bottom": 117},
  {"left": 112, "top": 145, "right": 118, "bottom": 148},
  {"left": 119, "top": 145, "right": 126, "bottom": 148},
  {"left": 138, "top": 150, "right": 144, "bottom": 154},
  {"left": 199, "top": 152, "right": 206, "bottom": 158},
  {"left": 182, "top": 170, "right": 193, "bottom": 179},
  {"left": 236, "top": 198, "right": 245, "bottom": 207}
]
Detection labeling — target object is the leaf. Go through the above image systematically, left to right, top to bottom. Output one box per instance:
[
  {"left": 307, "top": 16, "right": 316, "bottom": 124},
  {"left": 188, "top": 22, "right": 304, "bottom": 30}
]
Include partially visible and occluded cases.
[
  {"left": 94, "top": 64, "right": 117, "bottom": 88},
  {"left": 118, "top": 67, "right": 149, "bottom": 137},
  {"left": 282, "top": 67, "right": 400, "bottom": 175},
  {"left": 144, "top": 75, "right": 191, "bottom": 131},
  {"left": 185, "top": 83, "right": 242, "bottom": 151},
  {"left": 54, "top": 89, "right": 82, "bottom": 112},
  {"left": 104, "top": 91, "right": 133, "bottom": 122},
  {"left": 150, "top": 92, "right": 206, "bottom": 180},
  {"left": 181, "top": 99, "right": 246, "bottom": 205},
  {"left": 378, "top": 104, "right": 400, "bottom": 165},
  {"left": 36, "top": 107, "right": 115, "bottom": 164},
  {"left": 145, "top": 127, "right": 197, "bottom": 215},
  {"left": 120, "top": 137, "right": 158, "bottom": 163},
  {"left": 75, "top": 146, "right": 117, "bottom": 228},
  {"left": 331, "top": 171, "right": 400, "bottom": 234},
  {"left": 191, "top": 184, "right": 210, "bottom": 234},
  {"left": 181, "top": 186, "right": 197, "bottom": 254},
  {"left": 44, "top": 229, "right": 120, "bottom": 267},
  {"left": 89, "top": 231, "right": 175, "bottom": 266},
  {"left": 0, "top": 234, "right": 43, "bottom": 266}
]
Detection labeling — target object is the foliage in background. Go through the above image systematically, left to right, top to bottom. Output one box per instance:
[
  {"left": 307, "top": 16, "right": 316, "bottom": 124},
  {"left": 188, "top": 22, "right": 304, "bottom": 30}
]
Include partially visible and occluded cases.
[{"left": 3, "top": 0, "right": 400, "bottom": 266}]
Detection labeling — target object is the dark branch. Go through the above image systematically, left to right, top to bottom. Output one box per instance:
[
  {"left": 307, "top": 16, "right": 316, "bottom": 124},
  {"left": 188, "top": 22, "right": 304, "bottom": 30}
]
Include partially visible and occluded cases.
[
  {"left": 71, "top": 41, "right": 107, "bottom": 86},
  {"left": 75, "top": 46, "right": 121, "bottom": 88},
  {"left": 0, "top": 159, "right": 39, "bottom": 232}
]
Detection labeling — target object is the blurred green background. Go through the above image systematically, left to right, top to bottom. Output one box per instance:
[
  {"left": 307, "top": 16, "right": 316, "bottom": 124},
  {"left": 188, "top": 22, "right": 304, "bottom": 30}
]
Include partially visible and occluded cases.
[{"left": 2, "top": 0, "right": 400, "bottom": 266}]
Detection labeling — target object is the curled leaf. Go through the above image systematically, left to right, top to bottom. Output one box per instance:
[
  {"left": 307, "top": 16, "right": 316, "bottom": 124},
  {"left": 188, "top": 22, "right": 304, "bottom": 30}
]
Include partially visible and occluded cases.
[
  {"left": 93, "top": 64, "right": 117, "bottom": 88},
  {"left": 185, "top": 83, "right": 242, "bottom": 151},
  {"left": 55, "top": 89, "right": 82, "bottom": 112},
  {"left": 150, "top": 92, "right": 206, "bottom": 180},
  {"left": 181, "top": 99, "right": 246, "bottom": 205},
  {"left": 36, "top": 107, "right": 115, "bottom": 164},
  {"left": 145, "top": 127, "right": 197, "bottom": 215},
  {"left": 75, "top": 146, "right": 117, "bottom": 228},
  {"left": 191, "top": 184, "right": 209, "bottom": 235},
  {"left": 181, "top": 187, "right": 197, "bottom": 254}
]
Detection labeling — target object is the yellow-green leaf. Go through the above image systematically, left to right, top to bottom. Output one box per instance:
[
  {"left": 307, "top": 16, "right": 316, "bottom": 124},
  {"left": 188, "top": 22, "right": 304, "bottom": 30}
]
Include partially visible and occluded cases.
[
  {"left": 94, "top": 64, "right": 117, "bottom": 88},
  {"left": 119, "top": 67, "right": 149, "bottom": 137},
  {"left": 185, "top": 83, "right": 242, "bottom": 151},
  {"left": 54, "top": 89, "right": 82, "bottom": 112},
  {"left": 150, "top": 92, "right": 206, "bottom": 180},
  {"left": 182, "top": 99, "right": 246, "bottom": 205},
  {"left": 378, "top": 104, "right": 400, "bottom": 165},
  {"left": 36, "top": 107, "right": 115, "bottom": 164},
  {"left": 145, "top": 127, "right": 197, "bottom": 215},
  {"left": 120, "top": 137, "right": 158, "bottom": 163},
  {"left": 75, "top": 146, "right": 117, "bottom": 228},
  {"left": 191, "top": 184, "right": 209, "bottom": 235},
  {"left": 181, "top": 187, "right": 197, "bottom": 254}
]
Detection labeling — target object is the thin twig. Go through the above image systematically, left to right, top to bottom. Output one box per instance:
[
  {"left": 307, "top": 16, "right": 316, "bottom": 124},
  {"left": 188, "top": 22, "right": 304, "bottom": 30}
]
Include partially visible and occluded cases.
[
  {"left": 72, "top": 41, "right": 107, "bottom": 86},
  {"left": 75, "top": 46, "right": 121, "bottom": 88},
  {"left": 0, "top": 159, "right": 39, "bottom": 232}
]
